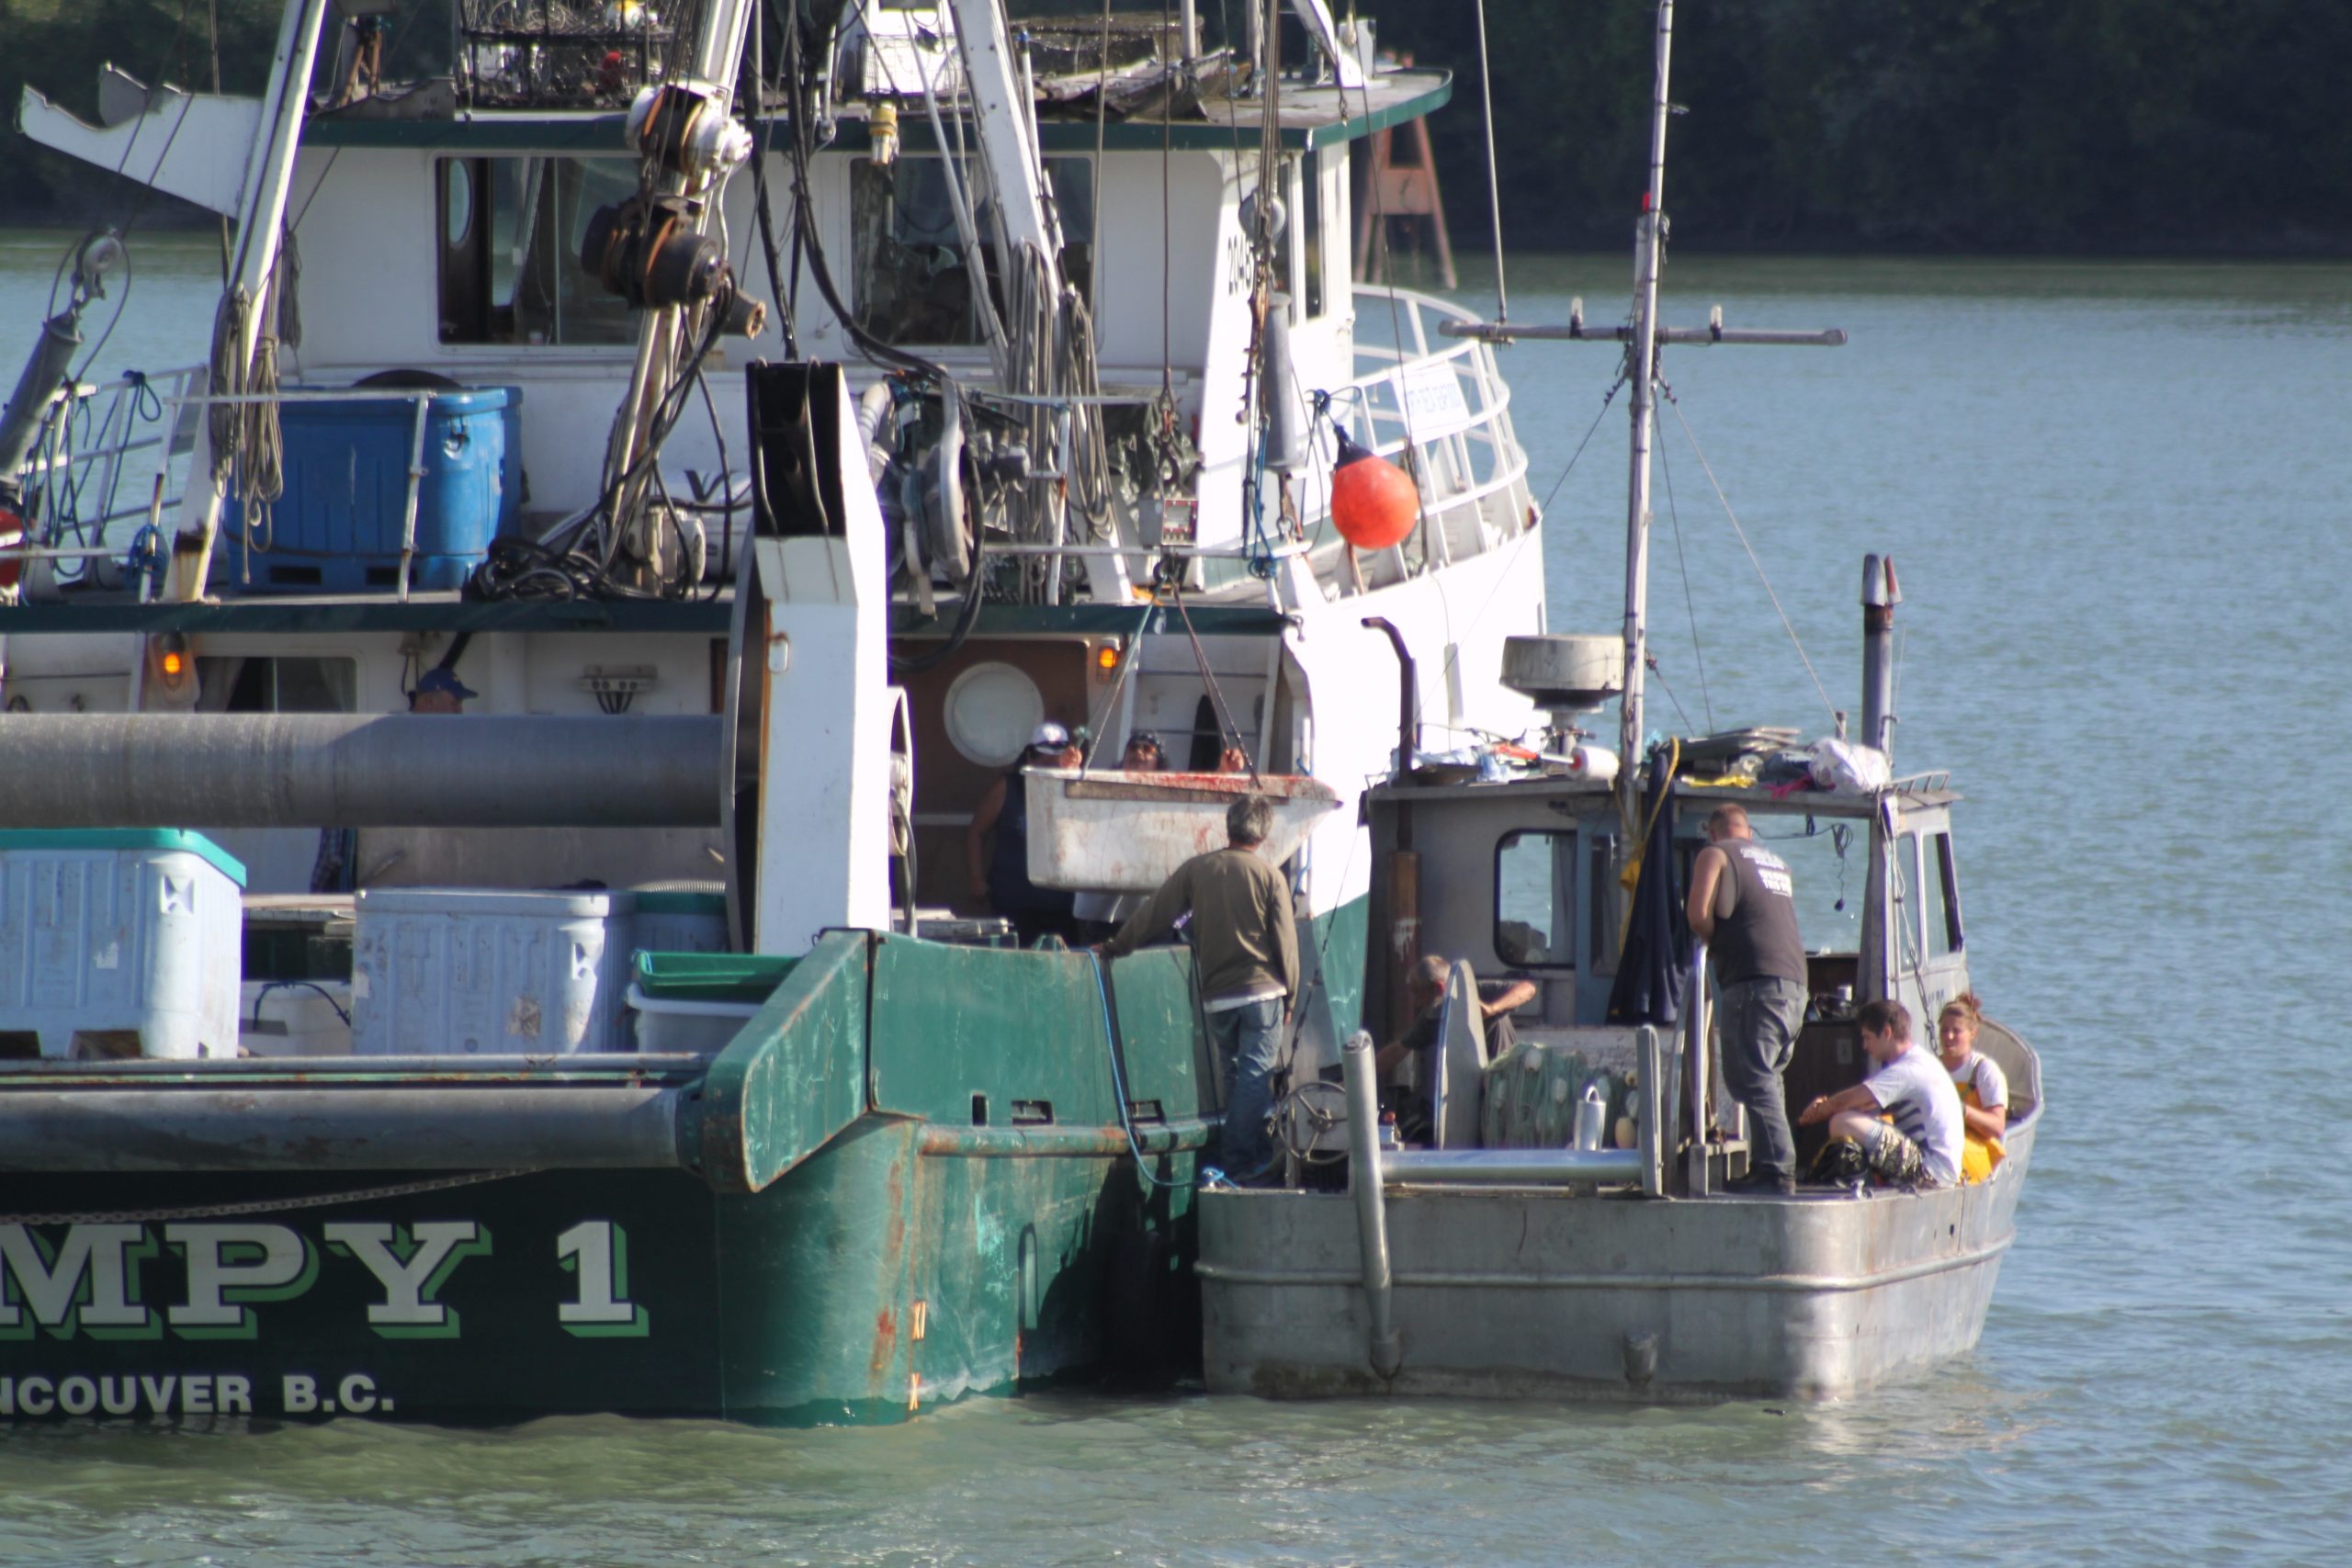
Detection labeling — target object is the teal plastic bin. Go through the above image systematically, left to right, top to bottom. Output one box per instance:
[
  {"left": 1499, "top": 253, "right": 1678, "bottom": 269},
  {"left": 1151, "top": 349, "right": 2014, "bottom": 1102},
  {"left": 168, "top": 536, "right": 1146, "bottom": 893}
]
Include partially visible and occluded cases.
[{"left": 626, "top": 952, "right": 798, "bottom": 1054}]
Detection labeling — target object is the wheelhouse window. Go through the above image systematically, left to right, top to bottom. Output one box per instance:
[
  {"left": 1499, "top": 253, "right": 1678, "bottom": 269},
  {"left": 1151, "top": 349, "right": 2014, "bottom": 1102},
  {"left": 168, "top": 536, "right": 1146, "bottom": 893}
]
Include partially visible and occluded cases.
[
  {"left": 1300, "top": 151, "right": 1326, "bottom": 318},
  {"left": 437, "top": 156, "right": 639, "bottom": 345},
  {"left": 850, "top": 156, "right": 1096, "bottom": 346},
  {"left": 195, "top": 657, "right": 358, "bottom": 714},
  {"left": 1495, "top": 829, "right": 1576, "bottom": 969},
  {"left": 1921, "top": 830, "right": 1963, "bottom": 957}
]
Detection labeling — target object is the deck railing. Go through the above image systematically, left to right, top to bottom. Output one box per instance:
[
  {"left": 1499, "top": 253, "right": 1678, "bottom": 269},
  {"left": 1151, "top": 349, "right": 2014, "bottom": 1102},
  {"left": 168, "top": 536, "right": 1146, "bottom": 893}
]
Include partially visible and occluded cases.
[
  {"left": 1315, "top": 286, "right": 1533, "bottom": 586},
  {"left": 3, "top": 366, "right": 205, "bottom": 589}
]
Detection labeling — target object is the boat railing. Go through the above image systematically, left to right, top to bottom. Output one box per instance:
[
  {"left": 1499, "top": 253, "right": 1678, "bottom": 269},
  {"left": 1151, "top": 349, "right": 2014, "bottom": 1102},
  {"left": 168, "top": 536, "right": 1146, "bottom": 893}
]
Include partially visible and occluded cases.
[
  {"left": 1317, "top": 286, "right": 1533, "bottom": 591},
  {"left": 4, "top": 365, "right": 205, "bottom": 581},
  {"left": 7, "top": 377, "right": 492, "bottom": 604}
]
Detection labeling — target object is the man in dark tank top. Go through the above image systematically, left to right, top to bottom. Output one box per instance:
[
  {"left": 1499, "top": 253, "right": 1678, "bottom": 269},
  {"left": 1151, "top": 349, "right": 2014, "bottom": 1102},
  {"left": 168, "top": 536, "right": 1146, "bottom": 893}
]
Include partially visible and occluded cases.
[{"left": 1686, "top": 803, "right": 1808, "bottom": 1194}]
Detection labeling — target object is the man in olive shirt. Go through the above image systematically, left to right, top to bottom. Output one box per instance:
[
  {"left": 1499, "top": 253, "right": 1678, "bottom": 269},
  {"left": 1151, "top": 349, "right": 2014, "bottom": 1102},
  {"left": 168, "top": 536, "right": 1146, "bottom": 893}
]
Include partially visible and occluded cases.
[
  {"left": 1101, "top": 795, "right": 1297, "bottom": 1183},
  {"left": 1686, "top": 803, "right": 1808, "bottom": 1194}
]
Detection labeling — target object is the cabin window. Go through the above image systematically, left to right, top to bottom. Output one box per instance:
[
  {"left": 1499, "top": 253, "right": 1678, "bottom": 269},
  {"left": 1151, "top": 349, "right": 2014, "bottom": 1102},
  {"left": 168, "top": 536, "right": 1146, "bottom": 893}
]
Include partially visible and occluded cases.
[
  {"left": 1300, "top": 151, "right": 1325, "bottom": 318},
  {"left": 436, "top": 156, "right": 639, "bottom": 346},
  {"left": 850, "top": 156, "right": 1095, "bottom": 346},
  {"left": 195, "top": 657, "right": 358, "bottom": 714},
  {"left": 1784, "top": 817, "right": 1865, "bottom": 954},
  {"left": 1890, "top": 827, "right": 1927, "bottom": 963},
  {"left": 1495, "top": 829, "right": 1576, "bottom": 970},
  {"left": 1923, "top": 831, "right": 1963, "bottom": 957},
  {"left": 1587, "top": 833, "right": 1614, "bottom": 969}
]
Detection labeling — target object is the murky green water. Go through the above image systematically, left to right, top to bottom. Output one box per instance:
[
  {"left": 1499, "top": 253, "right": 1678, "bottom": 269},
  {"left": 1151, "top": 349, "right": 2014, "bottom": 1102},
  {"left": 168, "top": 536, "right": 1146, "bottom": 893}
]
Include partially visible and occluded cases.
[{"left": 4, "top": 231, "right": 2348, "bottom": 1563}]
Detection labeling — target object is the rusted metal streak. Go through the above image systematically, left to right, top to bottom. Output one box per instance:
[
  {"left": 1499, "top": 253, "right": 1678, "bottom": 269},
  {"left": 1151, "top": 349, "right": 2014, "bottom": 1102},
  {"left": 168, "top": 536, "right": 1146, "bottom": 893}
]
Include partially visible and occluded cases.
[
  {"left": 1064, "top": 775, "right": 1270, "bottom": 804},
  {"left": 917, "top": 1118, "right": 1217, "bottom": 1158},
  {"left": 1193, "top": 1233, "right": 2014, "bottom": 1295}
]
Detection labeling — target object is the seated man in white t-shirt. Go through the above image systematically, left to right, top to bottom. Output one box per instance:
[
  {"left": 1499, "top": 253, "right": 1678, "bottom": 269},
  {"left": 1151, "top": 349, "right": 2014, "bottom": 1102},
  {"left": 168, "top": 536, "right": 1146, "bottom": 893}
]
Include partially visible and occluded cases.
[{"left": 1796, "top": 998, "right": 1965, "bottom": 1188}]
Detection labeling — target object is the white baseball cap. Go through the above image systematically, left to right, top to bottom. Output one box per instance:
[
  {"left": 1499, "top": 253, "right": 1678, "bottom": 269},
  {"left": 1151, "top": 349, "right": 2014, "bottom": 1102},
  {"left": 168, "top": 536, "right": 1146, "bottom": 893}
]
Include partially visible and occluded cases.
[{"left": 1027, "top": 721, "right": 1071, "bottom": 750}]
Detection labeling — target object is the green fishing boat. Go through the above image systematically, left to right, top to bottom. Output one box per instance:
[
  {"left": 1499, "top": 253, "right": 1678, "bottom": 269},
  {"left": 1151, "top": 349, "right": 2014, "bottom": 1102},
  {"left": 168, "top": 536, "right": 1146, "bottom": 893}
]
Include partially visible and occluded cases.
[{"left": 0, "top": 0, "right": 1541, "bottom": 1421}]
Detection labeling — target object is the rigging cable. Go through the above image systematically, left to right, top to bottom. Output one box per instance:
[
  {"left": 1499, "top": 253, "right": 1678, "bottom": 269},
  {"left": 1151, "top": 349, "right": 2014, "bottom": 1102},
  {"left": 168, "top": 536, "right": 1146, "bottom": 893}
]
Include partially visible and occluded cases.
[
  {"left": 777, "top": 0, "right": 989, "bottom": 670},
  {"left": 746, "top": 4, "right": 800, "bottom": 357},
  {"left": 1662, "top": 393, "right": 1838, "bottom": 726},
  {"left": 1654, "top": 406, "right": 1713, "bottom": 730},
  {"left": 1168, "top": 583, "right": 1261, "bottom": 784},
  {"left": 1088, "top": 953, "right": 1205, "bottom": 1190}
]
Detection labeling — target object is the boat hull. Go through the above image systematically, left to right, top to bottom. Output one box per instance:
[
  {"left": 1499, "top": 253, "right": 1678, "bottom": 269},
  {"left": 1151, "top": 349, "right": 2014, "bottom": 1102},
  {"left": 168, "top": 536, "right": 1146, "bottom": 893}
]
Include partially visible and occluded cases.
[
  {"left": 0, "top": 929, "right": 1259, "bottom": 1426},
  {"left": 0, "top": 1114, "right": 1209, "bottom": 1426},
  {"left": 1198, "top": 1123, "right": 2034, "bottom": 1403}
]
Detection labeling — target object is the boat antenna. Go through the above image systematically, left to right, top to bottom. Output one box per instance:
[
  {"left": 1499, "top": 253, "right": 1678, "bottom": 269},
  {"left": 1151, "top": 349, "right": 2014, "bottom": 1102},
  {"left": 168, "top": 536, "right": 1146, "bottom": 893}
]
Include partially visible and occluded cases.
[
  {"left": 1472, "top": 0, "right": 1508, "bottom": 323},
  {"left": 1615, "top": 0, "right": 1676, "bottom": 834}
]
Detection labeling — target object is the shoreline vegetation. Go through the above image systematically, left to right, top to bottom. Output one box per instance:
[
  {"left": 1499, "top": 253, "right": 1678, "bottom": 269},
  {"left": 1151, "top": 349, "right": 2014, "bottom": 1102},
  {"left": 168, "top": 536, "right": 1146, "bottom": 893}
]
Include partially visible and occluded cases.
[{"left": 4, "top": 0, "right": 2346, "bottom": 256}]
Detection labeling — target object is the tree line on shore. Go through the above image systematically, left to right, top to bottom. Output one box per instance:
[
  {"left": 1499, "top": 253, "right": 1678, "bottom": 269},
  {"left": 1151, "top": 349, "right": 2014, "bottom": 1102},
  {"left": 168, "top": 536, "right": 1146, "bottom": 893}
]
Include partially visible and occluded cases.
[{"left": 5, "top": 0, "right": 2346, "bottom": 254}]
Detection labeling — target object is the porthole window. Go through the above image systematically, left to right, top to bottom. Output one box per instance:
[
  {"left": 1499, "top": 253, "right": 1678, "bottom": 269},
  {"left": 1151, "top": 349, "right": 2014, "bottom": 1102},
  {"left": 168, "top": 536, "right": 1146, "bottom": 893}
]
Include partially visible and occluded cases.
[{"left": 943, "top": 661, "right": 1044, "bottom": 767}]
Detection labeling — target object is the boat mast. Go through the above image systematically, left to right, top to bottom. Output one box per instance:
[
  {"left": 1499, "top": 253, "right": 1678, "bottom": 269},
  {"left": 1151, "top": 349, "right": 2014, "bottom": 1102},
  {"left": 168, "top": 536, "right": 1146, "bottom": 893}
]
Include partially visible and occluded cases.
[{"left": 1615, "top": 0, "right": 1674, "bottom": 829}]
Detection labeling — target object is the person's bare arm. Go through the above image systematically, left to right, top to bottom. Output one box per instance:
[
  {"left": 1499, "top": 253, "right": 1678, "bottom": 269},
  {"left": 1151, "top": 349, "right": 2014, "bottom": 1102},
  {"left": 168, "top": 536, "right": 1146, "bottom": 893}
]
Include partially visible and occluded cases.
[
  {"left": 965, "top": 778, "right": 1006, "bottom": 908},
  {"left": 1686, "top": 845, "right": 1726, "bottom": 942},
  {"left": 1101, "top": 864, "right": 1191, "bottom": 959},
  {"left": 1482, "top": 978, "right": 1539, "bottom": 1018},
  {"left": 1798, "top": 1082, "right": 1879, "bottom": 1127},
  {"left": 1962, "top": 1100, "right": 2007, "bottom": 1139}
]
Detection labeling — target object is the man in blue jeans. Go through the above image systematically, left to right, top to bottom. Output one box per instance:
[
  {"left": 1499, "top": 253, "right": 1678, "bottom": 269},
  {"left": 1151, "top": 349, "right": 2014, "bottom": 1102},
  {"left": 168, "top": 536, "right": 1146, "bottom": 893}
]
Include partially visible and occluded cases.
[
  {"left": 1099, "top": 795, "right": 1297, "bottom": 1183},
  {"left": 1686, "top": 804, "right": 1808, "bottom": 1194}
]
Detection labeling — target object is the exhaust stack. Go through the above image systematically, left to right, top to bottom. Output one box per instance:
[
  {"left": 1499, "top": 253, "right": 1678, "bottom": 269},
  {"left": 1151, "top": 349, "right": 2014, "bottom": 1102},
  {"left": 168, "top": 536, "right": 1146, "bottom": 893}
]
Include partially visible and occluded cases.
[{"left": 1860, "top": 554, "right": 1901, "bottom": 761}]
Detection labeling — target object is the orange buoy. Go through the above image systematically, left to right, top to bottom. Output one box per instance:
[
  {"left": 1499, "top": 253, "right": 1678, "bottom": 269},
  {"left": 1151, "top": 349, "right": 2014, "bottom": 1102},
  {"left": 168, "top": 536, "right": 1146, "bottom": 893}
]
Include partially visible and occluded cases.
[{"left": 1329, "top": 429, "right": 1418, "bottom": 550}]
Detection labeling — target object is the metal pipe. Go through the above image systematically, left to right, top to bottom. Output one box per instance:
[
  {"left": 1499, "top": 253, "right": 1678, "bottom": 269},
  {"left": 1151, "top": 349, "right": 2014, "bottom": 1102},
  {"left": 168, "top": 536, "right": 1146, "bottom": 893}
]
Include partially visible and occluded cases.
[
  {"left": 170, "top": 0, "right": 334, "bottom": 601},
  {"left": 1615, "top": 0, "right": 1675, "bottom": 844},
  {"left": 0, "top": 310, "right": 85, "bottom": 502},
  {"left": 1440, "top": 320, "right": 1848, "bottom": 347},
  {"left": 395, "top": 392, "right": 431, "bottom": 603},
  {"left": 1860, "top": 552, "right": 1900, "bottom": 761},
  {"left": 1359, "top": 615, "right": 1418, "bottom": 784},
  {"left": 0, "top": 714, "right": 722, "bottom": 827},
  {"left": 1684, "top": 937, "right": 1710, "bottom": 1197},
  {"left": 1636, "top": 1022, "right": 1666, "bottom": 1196},
  {"left": 1340, "top": 1031, "right": 1403, "bottom": 1378},
  {"left": 0, "top": 1054, "right": 710, "bottom": 1079},
  {"left": 0, "top": 1085, "right": 687, "bottom": 1172},
  {"left": 1381, "top": 1148, "right": 1644, "bottom": 1185}
]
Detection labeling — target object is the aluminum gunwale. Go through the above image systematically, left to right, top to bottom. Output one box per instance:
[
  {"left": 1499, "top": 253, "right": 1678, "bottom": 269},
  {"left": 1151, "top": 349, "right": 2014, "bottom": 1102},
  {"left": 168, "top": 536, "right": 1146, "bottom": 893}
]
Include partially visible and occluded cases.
[{"left": 1194, "top": 1231, "right": 2014, "bottom": 1295}]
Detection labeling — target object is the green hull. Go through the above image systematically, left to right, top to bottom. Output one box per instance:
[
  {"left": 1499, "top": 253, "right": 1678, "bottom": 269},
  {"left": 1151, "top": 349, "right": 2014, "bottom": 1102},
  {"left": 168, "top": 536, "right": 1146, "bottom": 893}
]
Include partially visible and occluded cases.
[{"left": 0, "top": 918, "right": 1360, "bottom": 1425}]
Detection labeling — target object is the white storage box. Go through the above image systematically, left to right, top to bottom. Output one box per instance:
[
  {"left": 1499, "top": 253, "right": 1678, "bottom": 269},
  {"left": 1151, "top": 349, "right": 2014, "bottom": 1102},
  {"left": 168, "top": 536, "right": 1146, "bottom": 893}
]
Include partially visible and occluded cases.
[
  {"left": 0, "top": 829, "right": 246, "bottom": 1060},
  {"left": 352, "top": 888, "right": 636, "bottom": 1055},
  {"left": 625, "top": 984, "right": 760, "bottom": 1055}
]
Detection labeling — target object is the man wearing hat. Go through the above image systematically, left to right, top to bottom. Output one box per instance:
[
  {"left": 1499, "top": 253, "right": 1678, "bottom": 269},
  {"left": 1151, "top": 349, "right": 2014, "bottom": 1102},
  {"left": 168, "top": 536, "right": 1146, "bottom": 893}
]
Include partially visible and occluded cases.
[
  {"left": 314, "top": 664, "right": 475, "bottom": 891},
  {"left": 408, "top": 667, "right": 477, "bottom": 714},
  {"left": 966, "top": 721, "right": 1082, "bottom": 945},
  {"left": 1072, "top": 731, "right": 1164, "bottom": 941},
  {"left": 1099, "top": 793, "right": 1297, "bottom": 1183}
]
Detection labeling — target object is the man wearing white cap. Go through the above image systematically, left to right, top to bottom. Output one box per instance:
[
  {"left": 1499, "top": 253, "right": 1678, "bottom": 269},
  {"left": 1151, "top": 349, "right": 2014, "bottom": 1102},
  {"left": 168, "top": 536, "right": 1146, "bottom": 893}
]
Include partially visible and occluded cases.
[{"left": 966, "top": 721, "right": 1082, "bottom": 944}]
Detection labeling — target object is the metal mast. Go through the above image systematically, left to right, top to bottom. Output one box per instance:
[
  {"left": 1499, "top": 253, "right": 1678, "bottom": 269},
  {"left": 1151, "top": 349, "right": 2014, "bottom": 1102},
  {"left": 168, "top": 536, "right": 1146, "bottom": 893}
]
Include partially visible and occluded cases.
[{"left": 1615, "top": 0, "right": 1675, "bottom": 828}]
